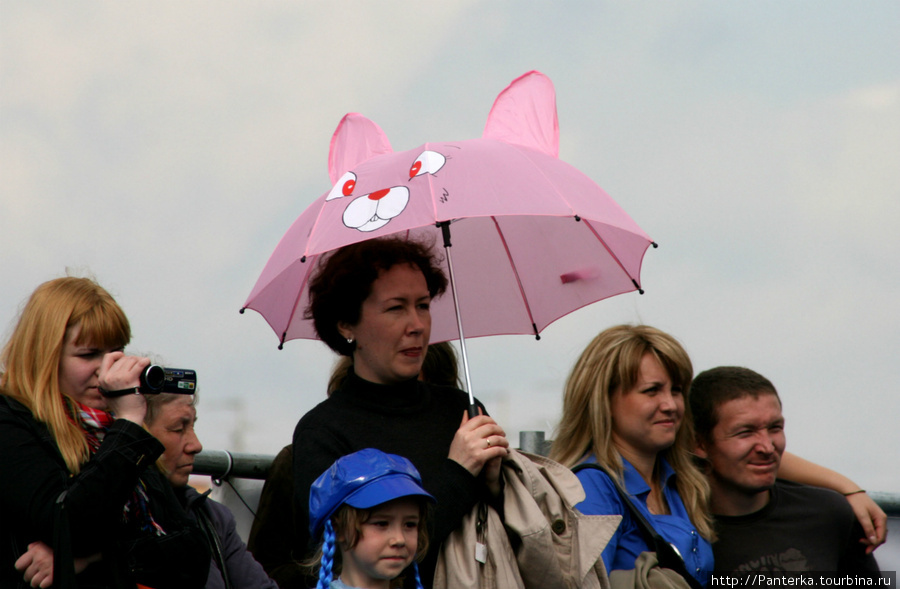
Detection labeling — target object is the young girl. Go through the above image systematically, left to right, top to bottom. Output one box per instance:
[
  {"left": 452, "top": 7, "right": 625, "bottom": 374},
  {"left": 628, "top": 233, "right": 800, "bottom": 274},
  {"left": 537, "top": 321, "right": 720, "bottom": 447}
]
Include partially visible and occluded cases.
[{"left": 308, "top": 448, "right": 435, "bottom": 589}]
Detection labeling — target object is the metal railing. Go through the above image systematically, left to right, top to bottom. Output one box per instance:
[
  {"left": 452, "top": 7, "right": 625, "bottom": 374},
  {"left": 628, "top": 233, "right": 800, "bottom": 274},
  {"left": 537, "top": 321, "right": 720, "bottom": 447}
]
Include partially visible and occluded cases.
[
  {"left": 193, "top": 431, "right": 900, "bottom": 517},
  {"left": 194, "top": 450, "right": 273, "bottom": 481}
]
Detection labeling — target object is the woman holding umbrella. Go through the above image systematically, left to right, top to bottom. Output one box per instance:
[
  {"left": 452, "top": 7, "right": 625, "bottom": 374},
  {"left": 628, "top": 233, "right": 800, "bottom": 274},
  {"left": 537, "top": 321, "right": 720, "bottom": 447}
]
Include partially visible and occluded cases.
[{"left": 291, "top": 236, "right": 509, "bottom": 588}]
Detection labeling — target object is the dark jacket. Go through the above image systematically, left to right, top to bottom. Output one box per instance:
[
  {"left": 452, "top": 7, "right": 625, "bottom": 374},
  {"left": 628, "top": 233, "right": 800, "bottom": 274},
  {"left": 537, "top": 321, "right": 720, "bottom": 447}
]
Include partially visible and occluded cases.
[
  {"left": 290, "top": 372, "right": 487, "bottom": 589},
  {"left": 0, "top": 394, "right": 209, "bottom": 588},
  {"left": 247, "top": 444, "right": 303, "bottom": 588},
  {"left": 179, "top": 486, "right": 278, "bottom": 589}
]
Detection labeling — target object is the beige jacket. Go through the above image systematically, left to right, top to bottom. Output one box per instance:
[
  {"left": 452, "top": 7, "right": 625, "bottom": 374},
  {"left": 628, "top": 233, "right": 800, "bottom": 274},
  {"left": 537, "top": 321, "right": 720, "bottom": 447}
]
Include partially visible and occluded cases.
[
  {"left": 433, "top": 450, "right": 621, "bottom": 589},
  {"left": 608, "top": 552, "right": 693, "bottom": 589}
]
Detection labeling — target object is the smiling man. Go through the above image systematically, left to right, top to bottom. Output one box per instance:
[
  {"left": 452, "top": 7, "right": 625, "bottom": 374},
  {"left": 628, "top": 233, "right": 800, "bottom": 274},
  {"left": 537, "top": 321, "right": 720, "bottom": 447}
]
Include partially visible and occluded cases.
[{"left": 689, "top": 366, "right": 878, "bottom": 573}]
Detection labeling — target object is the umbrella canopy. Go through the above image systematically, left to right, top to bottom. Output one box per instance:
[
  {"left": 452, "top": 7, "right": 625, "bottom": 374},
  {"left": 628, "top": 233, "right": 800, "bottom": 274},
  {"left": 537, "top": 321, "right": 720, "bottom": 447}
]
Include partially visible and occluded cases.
[{"left": 243, "top": 71, "right": 654, "bottom": 354}]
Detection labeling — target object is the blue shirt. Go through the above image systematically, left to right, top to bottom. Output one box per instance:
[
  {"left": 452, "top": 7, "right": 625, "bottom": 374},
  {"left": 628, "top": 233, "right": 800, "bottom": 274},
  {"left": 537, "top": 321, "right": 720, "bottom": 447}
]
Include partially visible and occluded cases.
[{"left": 575, "top": 455, "right": 713, "bottom": 585}]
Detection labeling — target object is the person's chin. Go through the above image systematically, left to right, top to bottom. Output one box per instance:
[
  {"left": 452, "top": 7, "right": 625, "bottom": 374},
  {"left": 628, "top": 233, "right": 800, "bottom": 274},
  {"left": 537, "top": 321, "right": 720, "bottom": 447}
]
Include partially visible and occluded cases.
[
  {"left": 393, "top": 361, "right": 423, "bottom": 380},
  {"left": 83, "top": 396, "right": 108, "bottom": 410},
  {"left": 647, "top": 432, "right": 677, "bottom": 453},
  {"left": 741, "top": 473, "right": 777, "bottom": 494},
  {"left": 378, "top": 557, "right": 411, "bottom": 573}
]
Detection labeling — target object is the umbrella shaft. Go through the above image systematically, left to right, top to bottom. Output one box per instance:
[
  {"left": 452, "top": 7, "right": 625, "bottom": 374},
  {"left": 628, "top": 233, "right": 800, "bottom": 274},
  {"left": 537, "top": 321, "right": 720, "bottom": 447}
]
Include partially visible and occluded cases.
[{"left": 441, "top": 228, "right": 476, "bottom": 411}]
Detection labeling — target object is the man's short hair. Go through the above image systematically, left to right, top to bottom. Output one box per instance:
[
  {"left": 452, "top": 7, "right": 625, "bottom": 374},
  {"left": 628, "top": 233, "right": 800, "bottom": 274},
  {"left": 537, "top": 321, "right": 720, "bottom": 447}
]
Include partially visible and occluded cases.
[{"left": 690, "top": 366, "right": 780, "bottom": 441}]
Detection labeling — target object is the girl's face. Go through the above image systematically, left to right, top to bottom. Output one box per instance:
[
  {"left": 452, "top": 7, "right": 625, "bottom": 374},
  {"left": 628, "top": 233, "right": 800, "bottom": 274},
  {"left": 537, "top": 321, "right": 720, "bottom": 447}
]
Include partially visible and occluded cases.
[
  {"left": 339, "top": 263, "right": 432, "bottom": 385},
  {"left": 57, "top": 324, "right": 121, "bottom": 409},
  {"left": 610, "top": 352, "right": 684, "bottom": 462},
  {"left": 339, "top": 497, "right": 421, "bottom": 589}
]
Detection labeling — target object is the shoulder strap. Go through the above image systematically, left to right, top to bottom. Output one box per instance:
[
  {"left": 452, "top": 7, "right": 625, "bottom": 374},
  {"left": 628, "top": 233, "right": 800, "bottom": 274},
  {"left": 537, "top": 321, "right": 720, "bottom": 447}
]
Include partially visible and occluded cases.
[{"left": 572, "top": 463, "right": 703, "bottom": 589}]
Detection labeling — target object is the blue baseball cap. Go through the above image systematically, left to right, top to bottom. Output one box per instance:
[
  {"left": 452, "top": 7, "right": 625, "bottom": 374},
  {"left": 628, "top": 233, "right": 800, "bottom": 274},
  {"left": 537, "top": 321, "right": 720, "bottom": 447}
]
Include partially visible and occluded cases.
[{"left": 309, "top": 448, "right": 435, "bottom": 538}]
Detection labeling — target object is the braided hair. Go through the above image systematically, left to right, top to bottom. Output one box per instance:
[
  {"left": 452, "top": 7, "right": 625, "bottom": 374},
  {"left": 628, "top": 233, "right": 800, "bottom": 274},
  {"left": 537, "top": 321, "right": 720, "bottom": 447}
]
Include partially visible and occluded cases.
[
  {"left": 307, "top": 449, "right": 434, "bottom": 588},
  {"left": 311, "top": 503, "right": 430, "bottom": 589},
  {"left": 315, "top": 520, "right": 337, "bottom": 589},
  {"left": 412, "top": 562, "right": 425, "bottom": 589}
]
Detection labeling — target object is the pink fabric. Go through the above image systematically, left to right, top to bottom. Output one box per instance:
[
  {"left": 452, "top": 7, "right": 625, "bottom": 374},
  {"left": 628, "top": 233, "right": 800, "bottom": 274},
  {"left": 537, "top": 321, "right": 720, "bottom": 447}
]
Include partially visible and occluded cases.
[
  {"left": 483, "top": 70, "right": 559, "bottom": 157},
  {"left": 245, "top": 71, "right": 653, "bottom": 346},
  {"left": 328, "top": 113, "right": 393, "bottom": 185}
]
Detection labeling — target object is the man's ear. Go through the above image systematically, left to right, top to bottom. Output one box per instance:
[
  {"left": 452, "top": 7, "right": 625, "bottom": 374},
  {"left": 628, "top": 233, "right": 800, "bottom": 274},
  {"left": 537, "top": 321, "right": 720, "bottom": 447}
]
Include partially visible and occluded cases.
[{"left": 694, "top": 438, "right": 709, "bottom": 460}]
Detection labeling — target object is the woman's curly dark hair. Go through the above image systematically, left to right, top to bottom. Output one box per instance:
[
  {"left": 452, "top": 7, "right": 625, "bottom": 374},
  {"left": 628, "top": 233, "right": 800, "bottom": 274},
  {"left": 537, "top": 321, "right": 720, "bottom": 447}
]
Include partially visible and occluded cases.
[{"left": 305, "top": 237, "right": 448, "bottom": 356}]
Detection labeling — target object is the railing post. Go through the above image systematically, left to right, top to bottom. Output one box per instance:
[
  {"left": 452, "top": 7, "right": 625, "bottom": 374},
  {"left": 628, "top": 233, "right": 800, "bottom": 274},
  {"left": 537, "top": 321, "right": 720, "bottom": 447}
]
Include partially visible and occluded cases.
[{"left": 519, "top": 431, "right": 551, "bottom": 457}]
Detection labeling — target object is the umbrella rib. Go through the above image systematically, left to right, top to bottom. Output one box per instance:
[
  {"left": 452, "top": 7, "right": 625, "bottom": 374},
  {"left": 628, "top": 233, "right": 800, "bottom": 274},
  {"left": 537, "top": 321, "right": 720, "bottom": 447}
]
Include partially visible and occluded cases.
[
  {"left": 491, "top": 216, "right": 540, "bottom": 338},
  {"left": 581, "top": 218, "right": 643, "bottom": 292},
  {"left": 280, "top": 258, "right": 317, "bottom": 349}
]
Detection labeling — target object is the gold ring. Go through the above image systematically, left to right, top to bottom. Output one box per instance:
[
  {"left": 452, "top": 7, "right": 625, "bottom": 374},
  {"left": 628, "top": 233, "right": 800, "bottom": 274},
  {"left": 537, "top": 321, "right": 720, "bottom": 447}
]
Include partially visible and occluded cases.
[{"left": 486, "top": 438, "right": 491, "bottom": 448}]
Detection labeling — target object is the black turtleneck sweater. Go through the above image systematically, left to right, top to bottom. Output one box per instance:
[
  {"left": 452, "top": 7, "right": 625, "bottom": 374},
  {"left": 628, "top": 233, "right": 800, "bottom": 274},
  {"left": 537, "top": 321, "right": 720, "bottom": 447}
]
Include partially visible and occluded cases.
[{"left": 292, "top": 371, "right": 486, "bottom": 587}]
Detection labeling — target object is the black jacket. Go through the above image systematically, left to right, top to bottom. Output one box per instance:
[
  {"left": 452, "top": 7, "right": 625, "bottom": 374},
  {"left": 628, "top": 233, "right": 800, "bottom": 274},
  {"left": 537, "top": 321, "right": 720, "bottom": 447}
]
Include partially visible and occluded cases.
[
  {"left": 290, "top": 372, "right": 487, "bottom": 589},
  {"left": 0, "top": 394, "right": 209, "bottom": 588}
]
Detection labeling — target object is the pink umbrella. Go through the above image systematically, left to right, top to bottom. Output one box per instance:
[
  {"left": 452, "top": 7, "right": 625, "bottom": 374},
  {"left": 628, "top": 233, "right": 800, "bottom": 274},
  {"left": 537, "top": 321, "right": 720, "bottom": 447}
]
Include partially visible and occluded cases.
[{"left": 242, "top": 71, "right": 655, "bottom": 409}]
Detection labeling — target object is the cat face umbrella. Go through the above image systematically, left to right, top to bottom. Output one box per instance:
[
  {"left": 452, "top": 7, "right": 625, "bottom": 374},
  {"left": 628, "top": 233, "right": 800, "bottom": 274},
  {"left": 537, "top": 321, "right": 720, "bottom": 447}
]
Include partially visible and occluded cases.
[{"left": 242, "top": 71, "right": 655, "bottom": 407}]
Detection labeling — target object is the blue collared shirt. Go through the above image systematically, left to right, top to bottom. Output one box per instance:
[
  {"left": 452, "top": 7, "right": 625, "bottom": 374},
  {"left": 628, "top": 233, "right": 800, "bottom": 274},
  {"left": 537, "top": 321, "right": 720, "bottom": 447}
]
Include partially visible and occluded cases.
[{"left": 575, "top": 455, "right": 713, "bottom": 585}]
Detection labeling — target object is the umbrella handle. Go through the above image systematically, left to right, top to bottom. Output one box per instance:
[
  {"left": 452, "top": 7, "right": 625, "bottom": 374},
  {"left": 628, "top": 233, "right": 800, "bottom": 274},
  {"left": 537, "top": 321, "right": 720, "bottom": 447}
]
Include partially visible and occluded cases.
[{"left": 467, "top": 404, "right": 479, "bottom": 419}]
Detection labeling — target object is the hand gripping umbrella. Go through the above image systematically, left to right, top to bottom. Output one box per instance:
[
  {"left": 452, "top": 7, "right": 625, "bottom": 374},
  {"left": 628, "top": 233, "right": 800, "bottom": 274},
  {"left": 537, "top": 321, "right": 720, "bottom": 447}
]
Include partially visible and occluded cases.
[{"left": 242, "top": 71, "right": 656, "bottom": 416}]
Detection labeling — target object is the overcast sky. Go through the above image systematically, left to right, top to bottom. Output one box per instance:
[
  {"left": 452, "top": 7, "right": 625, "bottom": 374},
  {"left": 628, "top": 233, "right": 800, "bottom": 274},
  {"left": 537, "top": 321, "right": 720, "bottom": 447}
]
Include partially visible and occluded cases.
[{"left": 2, "top": 0, "right": 898, "bottom": 502}]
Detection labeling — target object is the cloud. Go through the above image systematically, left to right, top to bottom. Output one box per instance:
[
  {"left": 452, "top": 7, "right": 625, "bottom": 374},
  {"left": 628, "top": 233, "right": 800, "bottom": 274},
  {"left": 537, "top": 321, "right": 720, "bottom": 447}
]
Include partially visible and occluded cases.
[{"left": 2, "top": 1, "right": 898, "bottom": 494}]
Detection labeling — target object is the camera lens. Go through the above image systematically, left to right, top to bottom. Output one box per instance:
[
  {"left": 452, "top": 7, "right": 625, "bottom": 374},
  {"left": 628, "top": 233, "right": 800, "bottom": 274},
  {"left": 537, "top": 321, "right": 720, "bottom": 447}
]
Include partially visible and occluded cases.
[{"left": 140, "top": 365, "right": 166, "bottom": 393}]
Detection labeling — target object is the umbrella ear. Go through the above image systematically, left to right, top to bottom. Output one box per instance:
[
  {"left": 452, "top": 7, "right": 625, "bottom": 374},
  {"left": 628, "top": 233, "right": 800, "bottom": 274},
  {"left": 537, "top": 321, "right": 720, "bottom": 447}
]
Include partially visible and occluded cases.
[
  {"left": 482, "top": 70, "right": 559, "bottom": 158},
  {"left": 328, "top": 113, "right": 394, "bottom": 185}
]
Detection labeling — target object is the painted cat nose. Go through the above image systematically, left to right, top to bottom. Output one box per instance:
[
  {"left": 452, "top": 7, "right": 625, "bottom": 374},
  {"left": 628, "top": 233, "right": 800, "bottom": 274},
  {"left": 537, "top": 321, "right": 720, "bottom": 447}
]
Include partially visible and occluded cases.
[{"left": 368, "top": 188, "right": 390, "bottom": 201}]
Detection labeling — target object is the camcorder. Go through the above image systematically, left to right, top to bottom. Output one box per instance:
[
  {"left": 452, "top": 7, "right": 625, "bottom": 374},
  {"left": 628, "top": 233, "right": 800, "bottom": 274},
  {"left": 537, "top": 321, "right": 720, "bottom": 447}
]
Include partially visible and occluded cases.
[
  {"left": 99, "top": 365, "right": 197, "bottom": 397},
  {"left": 139, "top": 366, "right": 197, "bottom": 395}
]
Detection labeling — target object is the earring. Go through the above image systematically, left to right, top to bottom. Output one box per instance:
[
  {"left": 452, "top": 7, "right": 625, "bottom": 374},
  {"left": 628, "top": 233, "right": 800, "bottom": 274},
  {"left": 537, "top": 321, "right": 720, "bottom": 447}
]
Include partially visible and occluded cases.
[{"left": 346, "top": 338, "right": 354, "bottom": 344}]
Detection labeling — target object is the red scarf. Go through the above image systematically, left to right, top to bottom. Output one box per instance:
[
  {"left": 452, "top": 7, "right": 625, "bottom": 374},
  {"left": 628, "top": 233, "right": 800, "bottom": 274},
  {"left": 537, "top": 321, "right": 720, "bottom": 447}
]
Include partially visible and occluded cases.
[
  {"left": 68, "top": 399, "right": 165, "bottom": 535},
  {"left": 73, "top": 402, "right": 114, "bottom": 453}
]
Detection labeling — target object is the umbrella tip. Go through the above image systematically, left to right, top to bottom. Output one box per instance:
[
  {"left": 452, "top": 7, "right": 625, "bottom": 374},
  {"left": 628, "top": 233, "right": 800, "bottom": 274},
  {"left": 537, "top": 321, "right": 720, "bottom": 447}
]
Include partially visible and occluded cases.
[
  {"left": 651, "top": 242, "right": 658, "bottom": 248},
  {"left": 300, "top": 255, "right": 307, "bottom": 263},
  {"left": 632, "top": 279, "right": 645, "bottom": 295},
  {"left": 239, "top": 307, "right": 245, "bottom": 314},
  {"left": 277, "top": 343, "right": 284, "bottom": 350}
]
